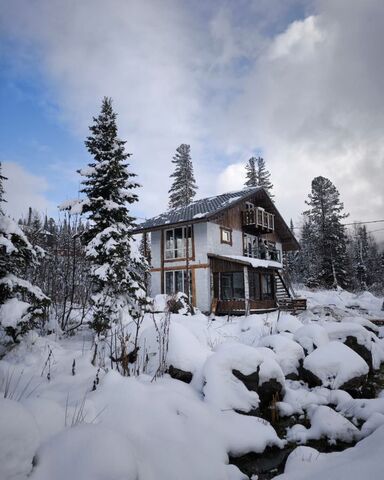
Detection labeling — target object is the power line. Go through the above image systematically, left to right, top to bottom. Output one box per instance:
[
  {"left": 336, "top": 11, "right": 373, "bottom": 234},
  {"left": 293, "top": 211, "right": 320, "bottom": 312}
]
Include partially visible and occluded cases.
[{"left": 342, "top": 219, "right": 384, "bottom": 226}]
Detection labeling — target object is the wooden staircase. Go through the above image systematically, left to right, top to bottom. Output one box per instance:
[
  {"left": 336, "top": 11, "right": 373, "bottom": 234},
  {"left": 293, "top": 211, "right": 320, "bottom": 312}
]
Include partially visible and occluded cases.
[{"left": 274, "top": 271, "right": 307, "bottom": 313}]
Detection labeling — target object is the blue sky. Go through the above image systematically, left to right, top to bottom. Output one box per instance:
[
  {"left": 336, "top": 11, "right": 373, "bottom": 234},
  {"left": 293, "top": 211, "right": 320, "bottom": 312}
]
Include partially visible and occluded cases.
[{"left": 0, "top": 0, "right": 383, "bottom": 240}]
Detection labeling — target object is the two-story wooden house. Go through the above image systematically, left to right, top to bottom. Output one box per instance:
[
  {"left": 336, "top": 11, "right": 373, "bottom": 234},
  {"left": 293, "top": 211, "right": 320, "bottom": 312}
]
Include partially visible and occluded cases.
[{"left": 134, "top": 187, "right": 306, "bottom": 314}]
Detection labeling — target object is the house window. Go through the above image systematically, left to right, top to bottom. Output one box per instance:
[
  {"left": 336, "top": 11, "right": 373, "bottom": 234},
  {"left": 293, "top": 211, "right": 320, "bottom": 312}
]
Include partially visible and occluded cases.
[
  {"left": 165, "top": 226, "right": 192, "bottom": 260},
  {"left": 220, "top": 227, "right": 232, "bottom": 245},
  {"left": 243, "top": 233, "right": 258, "bottom": 257},
  {"left": 165, "top": 270, "right": 191, "bottom": 296},
  {"left": 215, "top": 271, "right": 244, "bottom": 300},
  {"left": 249, "top": 271, "right": 261, "bottom": 300},
  {"left": 261, "top": 273, "right": 274, "bottom": 300}
]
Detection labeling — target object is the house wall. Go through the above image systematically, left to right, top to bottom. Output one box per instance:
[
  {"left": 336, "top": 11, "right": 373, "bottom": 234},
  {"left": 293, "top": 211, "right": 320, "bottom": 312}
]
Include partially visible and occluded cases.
[
  {"left": 149, "top": 211, "right": 285, "bottom": 309},
  {"left": 206, "top": 222, "right": 243, "bottom": 256},
  {"left": 149, "top": 224, "right": 210, "bottom": 307},
  {"left": 150, "top": 230, "right": 162, "bottom": 269}
]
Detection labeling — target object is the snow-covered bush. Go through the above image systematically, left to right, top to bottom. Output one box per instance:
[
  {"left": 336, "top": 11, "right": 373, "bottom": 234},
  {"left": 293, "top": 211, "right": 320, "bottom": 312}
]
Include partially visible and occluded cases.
[{"left": 0, "top": 215, "right": 50, "bottom": 344}]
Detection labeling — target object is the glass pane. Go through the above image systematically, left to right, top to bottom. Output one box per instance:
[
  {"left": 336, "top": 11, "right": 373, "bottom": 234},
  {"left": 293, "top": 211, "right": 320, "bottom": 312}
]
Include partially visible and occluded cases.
[
  {"left": 186, "top": 226, "right": 192, "bottom": 257},
  {"left": 174, "top": 228, "right": 184, "bottom": 258},
  {"left": 165, "top": 230, "right": 174, "bottom": 259},
  {"left": 175, "top": 270, "right": 184, "bottom": 293},
  {"left": 165, "top": 271, "right": 173, "bottom": 294},
  {"left": 233, "top": 272, "right": 244, "bottom": 299},
  {"left": 249, "top": 272, "right": 260, "bottom": 300},
  {"left": 221, "top": 273, "right": 232, "bottom": 300},
  {"left": 262, "top": 274, "right": 274, "bottom": 300}
]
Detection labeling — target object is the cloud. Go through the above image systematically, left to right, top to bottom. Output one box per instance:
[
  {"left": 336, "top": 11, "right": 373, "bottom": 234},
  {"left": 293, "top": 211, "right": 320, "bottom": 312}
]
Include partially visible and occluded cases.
[
  {"left": 1, "top": 0, "right": 383, "bottom": 241},
  {"left": 2, "top": 162, "right": 55, "bottom": 220}
]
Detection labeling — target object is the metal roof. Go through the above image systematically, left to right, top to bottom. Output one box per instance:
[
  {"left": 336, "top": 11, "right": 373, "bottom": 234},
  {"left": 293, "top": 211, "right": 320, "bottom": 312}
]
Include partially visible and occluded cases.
[{"left": 134, "top": 187, "right": 262, "bottom": 232}]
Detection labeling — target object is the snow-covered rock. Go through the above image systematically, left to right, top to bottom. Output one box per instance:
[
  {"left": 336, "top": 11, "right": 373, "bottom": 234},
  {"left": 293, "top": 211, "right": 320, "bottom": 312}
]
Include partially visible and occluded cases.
[
  {"left": 293, "top": 324, "right": 329, "bottom": 354},
  {"left": 258, "top": 334, "right": 305, "bottom": 378},
  {"left": 302, "top": 341, "right": 369, "bottom": 390},
  {"left": 203, "top": 343, "right": 285, "bottom": 412},
  {"left": 286, "top": 405, "right": 359, "bottom": 445},
  {"left": 275, "top": 424, "right": 384, "bottom": 480}
]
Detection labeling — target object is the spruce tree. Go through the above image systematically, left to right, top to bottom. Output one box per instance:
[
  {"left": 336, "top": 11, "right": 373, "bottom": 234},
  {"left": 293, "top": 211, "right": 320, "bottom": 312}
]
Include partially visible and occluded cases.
[
  {"left": 79, "top": 97, "right": 145, "bottom": 339},
  {"left": 168, "top": 144, "right": 198, "bottom": 208},
  {"left": 244, "top": 156, "right": 274, "bottom": 198},
  {"left": 244, "top": 157, "right": 257, "bottom": 187},
  {"left": 0, "top": 165, "right": 50, "bottom": 343},
  {"left": 304, "top": 176, "right": 349, "bottom": 289},
  {"left": 283, "top": 219, "right": 299, "bottom": 283},
  {"left": 139, "top": 233, "right": 151, "bottom": 295}
]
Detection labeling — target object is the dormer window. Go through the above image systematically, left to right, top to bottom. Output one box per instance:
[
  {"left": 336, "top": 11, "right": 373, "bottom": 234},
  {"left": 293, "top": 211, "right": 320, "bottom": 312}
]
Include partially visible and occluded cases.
[{"left": 220, "top": 227, "right": 232, "bottom": 245}]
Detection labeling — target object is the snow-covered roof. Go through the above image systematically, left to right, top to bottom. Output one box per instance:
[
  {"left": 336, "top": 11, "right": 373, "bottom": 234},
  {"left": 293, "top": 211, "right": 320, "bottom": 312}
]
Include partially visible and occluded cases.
[
  {"left": 134, "top": 187, "right": 262, "bottom": 232},
  {"left": 208, "top": 253, "right": 283, "bottom": 269}
]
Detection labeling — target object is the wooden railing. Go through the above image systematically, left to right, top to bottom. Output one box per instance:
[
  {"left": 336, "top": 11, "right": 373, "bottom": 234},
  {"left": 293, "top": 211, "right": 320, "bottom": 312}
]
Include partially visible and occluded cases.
[{"left": 242, "top": 207, "right": 275, "bottom": 231}]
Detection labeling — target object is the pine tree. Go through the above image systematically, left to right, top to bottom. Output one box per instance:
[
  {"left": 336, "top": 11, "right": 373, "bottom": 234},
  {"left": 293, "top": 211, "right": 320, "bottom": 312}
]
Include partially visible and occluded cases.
[
  {"left": 79, "top": 97, "right": 145, "bottom": 339},
  {"left": 168, "top": 144, "right": 198, "bottom": 209},
  {"left": 244, "top": 156, "right": 274, "bottom": 198},
  {"left": 244, "top": 157, "right": 257, "bottom": 187},
  {"left": 0, "top": 163, "right": 6, "bottom": 213},
  {"left": 0, "top": 166, "right": 50, "bottom": 343},
  {"left": 304, "top": 176, "right": 349, "bottom": 289},
  {"left": 296, "top": 217, "right": 321, "bottom": 287},
  {"left": 283, "top": 219, "right": 299, "bottom": 283},
  {"left": 139, "top": 232, "right": 151, "bottom": 295}
]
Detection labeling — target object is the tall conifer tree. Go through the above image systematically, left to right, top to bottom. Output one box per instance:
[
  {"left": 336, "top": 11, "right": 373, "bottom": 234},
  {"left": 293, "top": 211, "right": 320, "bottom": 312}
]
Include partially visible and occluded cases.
[
  {"left": 79, "top": 97, "right": 145, "bottom": 338},
  {"left": 168, "top": 144, "right": 198, "bottom": 208},
  {"left": 244, "top": 156, "right": 274, "bottom": 198},
  {"left": 0, "top": 164, "right": 49, "bottom": 343},
  {"left": 304, "top": 176, "right": 349, "bottom": 289}
]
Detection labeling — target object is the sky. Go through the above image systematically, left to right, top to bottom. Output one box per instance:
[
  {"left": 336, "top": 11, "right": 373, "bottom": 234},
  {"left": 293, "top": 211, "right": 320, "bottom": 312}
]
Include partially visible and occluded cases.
[{"left": 0, "top": 0, "right": 383, "bottom": 241}]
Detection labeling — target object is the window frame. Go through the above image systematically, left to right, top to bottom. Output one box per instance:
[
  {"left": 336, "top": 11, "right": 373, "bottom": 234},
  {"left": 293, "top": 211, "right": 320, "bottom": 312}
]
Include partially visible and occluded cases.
[
  {"left": 164, "top": 225, "right": 193, "bottom": 261},
  {"left": 220, "top": 226, "right": 232, "bottom": 245},
  {"left": 164, "top": 269, "right": 192, "bottom": 297}
]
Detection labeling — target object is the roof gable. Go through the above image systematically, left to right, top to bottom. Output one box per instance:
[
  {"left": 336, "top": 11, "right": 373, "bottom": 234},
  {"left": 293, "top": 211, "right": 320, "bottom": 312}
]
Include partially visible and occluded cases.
[
  {"left": 134, "top": 186, "right": 299, "bottom": 251},
  {"left": 134, "top": 187, "right": 262, "bottom": 232}
]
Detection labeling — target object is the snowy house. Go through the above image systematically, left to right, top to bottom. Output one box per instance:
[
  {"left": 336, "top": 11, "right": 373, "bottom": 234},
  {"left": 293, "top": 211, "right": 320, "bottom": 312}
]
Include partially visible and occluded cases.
[{"left": 134, "top": 187, "right": 306, "bottom": 314}]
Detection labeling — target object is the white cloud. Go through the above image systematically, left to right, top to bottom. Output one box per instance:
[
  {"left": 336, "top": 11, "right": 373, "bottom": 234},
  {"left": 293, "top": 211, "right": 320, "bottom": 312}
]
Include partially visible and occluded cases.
[
  {"left": 1, "top": 0, "right": 383, "bottom": 242},
  {"left": 2, "top": 162, "right": 55, "bottom": 221}
]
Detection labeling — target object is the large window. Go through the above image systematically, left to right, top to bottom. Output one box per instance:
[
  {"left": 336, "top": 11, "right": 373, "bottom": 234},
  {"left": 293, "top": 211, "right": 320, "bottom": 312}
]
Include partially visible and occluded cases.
[
  {"left": 165, "top": 226, "right": 192, "bottom": 260},
  {"left": 243, "top": 233, "right": 258, "bottom": 257},
  {"left": 165, "top": 270, "right": 191, "bottom": 296},
  {"left": 249, "top": 270, "right": 261, "bottom": 300},
  {"left": 213, "top": 271, "right": 244, "bottom": 300},
  {"left": 249, "top": 271, "right": 275, "bottom": 300},
  {"left": 261, "top": 273, "right": 274, "bottom": 300}
]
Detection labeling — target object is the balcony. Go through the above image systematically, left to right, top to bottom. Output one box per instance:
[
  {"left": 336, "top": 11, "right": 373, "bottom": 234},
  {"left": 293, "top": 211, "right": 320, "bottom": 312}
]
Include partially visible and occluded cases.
[
  {"left": 242, "top": 207, "right": 274, "bottom": 232},
  {"left": 243, "top": 245, "right": 281, "bottom": 263}
]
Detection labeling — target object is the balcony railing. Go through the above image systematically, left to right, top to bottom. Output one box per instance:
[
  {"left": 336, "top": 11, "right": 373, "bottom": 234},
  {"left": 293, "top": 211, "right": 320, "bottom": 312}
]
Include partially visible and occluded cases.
[
  {"left": 242, "top": 207, "right": 275, "bottom": 231},
  {"left": 243, "top": 246, "right": 281, "bottom": 263}
]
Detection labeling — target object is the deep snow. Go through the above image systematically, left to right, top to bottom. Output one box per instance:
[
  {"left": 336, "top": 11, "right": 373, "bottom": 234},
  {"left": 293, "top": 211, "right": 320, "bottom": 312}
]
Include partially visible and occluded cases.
[{"left": 0, "top": 287, "right": 384, "bottom": 479}]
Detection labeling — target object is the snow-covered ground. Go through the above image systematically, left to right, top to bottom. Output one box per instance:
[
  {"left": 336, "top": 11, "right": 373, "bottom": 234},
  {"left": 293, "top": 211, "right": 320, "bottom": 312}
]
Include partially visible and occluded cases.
[{"left": 1, "top": 288, "right": 384, "bottom": 479}]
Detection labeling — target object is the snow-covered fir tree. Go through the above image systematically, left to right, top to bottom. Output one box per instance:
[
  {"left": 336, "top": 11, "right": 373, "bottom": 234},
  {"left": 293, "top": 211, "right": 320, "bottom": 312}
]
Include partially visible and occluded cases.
[
  {"left": 78, "top": 97, "right": 146, "bottom": 340},
  {"left": 168, "top": 144, "right": 198, "bottom": 208},
  {"left": 244, "top": 156, "right": 274, "bottom": 198},
  {"left": 0, "top": 165, "right": 50, "bottom": 344},
  {"left": 303, "top": 176, "right": 349, "bottom": 289},
  {"left": 296, "top": 217, "right": 321, "bottom": 287},
  {"left": 283, "top": 219, "right": 299, "bottom": 283},
  {"left": 348, "top": 224, "right": 384, "bottom": 293},
  {"left": 139, "top": 232, "right": 151, "bottom": 295}
]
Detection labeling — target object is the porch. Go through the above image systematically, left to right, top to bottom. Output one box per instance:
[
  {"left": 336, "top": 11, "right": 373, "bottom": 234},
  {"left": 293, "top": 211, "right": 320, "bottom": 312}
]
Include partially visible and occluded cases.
[{"left": 209, "top": 254, "right": 307, "bottom": 315}]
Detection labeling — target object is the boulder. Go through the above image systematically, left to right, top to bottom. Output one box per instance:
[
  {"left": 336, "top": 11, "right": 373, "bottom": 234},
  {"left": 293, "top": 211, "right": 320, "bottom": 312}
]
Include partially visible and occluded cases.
[{"left": 302, "top": 341, "right": 369, "bottom": 392}]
